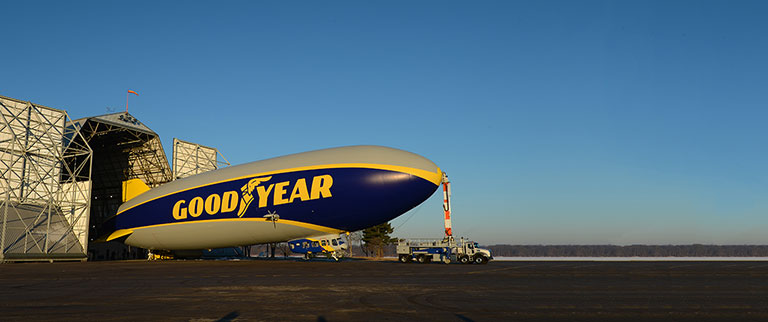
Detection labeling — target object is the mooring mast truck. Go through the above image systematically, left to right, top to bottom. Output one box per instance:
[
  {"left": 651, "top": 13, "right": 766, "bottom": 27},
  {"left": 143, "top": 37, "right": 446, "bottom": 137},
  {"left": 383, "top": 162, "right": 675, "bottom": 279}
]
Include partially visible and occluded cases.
[
  {"left": 396, "top": 173, "right": 493, "bottom": 264},
  {"left": 397, "top": 236, "right": 492, "bottom": 264}
]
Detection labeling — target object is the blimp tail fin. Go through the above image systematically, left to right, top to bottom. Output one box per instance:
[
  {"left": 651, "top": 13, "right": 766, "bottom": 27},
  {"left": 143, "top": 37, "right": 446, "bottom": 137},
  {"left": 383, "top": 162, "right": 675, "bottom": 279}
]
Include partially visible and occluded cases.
[
  {"left": 122, "top": 178, "right": 151, "bottom": 202},
  {"left": 98, "top": 229, "right": 134, "bottom": 243}
]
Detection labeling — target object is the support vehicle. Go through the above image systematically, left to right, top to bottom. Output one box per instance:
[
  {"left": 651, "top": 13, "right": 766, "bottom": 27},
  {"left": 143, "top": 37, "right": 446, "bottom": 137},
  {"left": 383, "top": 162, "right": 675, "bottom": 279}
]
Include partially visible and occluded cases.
[
  {"left": 396, "top": 173, "right": 492, "bottom": 264},
  {"left": 397, "top": 236, "right": 491, "bottom": 264}
]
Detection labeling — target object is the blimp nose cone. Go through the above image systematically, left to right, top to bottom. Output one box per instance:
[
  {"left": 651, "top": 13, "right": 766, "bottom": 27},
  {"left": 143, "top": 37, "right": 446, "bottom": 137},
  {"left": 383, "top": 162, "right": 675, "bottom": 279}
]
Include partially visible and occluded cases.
[{"left": 317, "top": 146, "right": 442, "bottom": 231}]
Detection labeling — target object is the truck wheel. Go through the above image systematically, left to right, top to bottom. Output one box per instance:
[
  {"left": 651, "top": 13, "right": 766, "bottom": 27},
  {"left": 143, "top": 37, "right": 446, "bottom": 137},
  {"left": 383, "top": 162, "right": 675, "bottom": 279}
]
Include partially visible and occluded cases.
[
  {"left": 399, "top": 254, "right": 411, "bottom": 263},
  {"left": 417, "top": 255, "right": 427, "bottom": 263},
  {"left": 459, "top": 256, "right": 470, "bottom": 264},
  {"left": 473, "top": 256, "right": 488, "bottom": 264}
]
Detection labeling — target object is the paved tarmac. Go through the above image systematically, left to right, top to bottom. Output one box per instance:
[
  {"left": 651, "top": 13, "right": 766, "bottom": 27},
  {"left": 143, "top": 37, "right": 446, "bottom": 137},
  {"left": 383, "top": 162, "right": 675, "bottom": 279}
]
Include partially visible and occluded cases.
[{"left": 1, "top": 259, "right": 767, "bottom": 321}]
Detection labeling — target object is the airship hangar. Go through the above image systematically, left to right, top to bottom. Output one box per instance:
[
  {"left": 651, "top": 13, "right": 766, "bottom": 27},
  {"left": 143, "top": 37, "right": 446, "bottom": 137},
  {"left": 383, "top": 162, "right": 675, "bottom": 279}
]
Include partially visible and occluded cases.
[{"left": 0, "top": 94, "right": 228, "bottom": 262}]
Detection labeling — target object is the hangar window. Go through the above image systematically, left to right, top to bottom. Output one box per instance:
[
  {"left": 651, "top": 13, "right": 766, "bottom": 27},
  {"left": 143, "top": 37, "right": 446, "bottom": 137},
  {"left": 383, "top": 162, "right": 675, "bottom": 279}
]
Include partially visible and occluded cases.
[
  {"left": 331, "top": 239, "right": 338, "bottom": 246},
  {"left": 321, "top": 240, "right": 327, "bottom": 246},
  {"left": 312, "top": 241, "right": 319, "bottom": 247}
]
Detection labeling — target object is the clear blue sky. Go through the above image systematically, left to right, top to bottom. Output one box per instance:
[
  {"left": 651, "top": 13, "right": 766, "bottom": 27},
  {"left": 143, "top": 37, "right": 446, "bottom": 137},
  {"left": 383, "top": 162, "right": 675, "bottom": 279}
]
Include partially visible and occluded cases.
[{"left": 3, "top": 1, "right": 767, "bottom": 245}]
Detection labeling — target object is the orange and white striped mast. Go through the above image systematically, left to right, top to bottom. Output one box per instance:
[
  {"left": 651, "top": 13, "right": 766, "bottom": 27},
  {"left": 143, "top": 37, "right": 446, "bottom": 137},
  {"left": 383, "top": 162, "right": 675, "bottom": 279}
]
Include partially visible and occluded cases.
[{"left": 442, "top": 172, "right": 452, "bottom": 237}]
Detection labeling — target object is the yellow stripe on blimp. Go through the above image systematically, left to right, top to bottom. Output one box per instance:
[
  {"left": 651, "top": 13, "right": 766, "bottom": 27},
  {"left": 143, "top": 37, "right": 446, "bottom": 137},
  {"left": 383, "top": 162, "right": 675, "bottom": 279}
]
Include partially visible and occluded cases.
[
  {"left": 118, "top": 163, "right": 442, "bottom": 215},
  {"left": 108, "top": 218, "right": 345, "bottom": 241}
]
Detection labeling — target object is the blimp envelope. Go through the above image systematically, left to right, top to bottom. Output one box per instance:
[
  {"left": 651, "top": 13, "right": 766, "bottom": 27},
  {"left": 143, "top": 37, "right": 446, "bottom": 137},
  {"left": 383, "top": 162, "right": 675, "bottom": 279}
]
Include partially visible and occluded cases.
[{"left": 104, "top": 145, "right": 442, "bottom": 250}]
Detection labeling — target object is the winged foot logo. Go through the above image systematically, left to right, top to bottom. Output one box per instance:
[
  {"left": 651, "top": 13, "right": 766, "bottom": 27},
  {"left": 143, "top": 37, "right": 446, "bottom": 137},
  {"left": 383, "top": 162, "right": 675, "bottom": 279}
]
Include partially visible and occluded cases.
[{"left": 171, "top": 174, "right": 333, "bottom": 220}]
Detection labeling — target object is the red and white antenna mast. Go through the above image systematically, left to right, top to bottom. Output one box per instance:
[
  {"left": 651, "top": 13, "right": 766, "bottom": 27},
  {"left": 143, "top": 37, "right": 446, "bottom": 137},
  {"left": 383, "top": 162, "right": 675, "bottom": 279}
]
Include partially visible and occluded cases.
[{"left": 442, "top": 172, "right": 452, "bottom": 237}]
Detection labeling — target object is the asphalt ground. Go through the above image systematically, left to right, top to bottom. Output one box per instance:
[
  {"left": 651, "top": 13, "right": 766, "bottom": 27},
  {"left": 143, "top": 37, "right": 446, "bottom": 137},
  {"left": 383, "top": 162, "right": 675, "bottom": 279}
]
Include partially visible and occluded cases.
[{"left": 1, "top": 259, "right": 767, "bottom": 321}]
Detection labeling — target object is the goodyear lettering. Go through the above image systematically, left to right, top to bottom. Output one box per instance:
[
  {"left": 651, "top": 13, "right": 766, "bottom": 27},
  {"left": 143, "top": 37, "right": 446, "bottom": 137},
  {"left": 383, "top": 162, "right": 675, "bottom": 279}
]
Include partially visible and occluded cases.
[
  {"left": 171, "top": 174, "right": 334, "bottom": 221},
  {"left": 311, "top": 175, "right": 333, "bottom": 199},
  {"left": 289, "top": 178, "right": 309, "bottom": 202},
  {"left": 273, "top": 181, "right": 290, "bottom": 205},
  {"left": 256, "top": 184, "right": 273, "bottom": 208},
  {"left": 222, "top": 191, "right": 237, "bottom": 212},
  {"left": 204, "top": 194, "right": 220, "bottom": 215},
  {"left": 188, "top": 197, "right": 204, "bottom": 217},
  {"left": 172, "top": 200, "right": 187, "bottom": 220}
]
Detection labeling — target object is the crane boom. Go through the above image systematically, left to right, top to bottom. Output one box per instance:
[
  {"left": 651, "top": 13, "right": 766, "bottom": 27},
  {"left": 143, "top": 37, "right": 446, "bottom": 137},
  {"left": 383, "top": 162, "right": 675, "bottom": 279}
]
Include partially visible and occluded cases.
[{"left": 442, "top": 172, "right": 452, "bottom": 237}]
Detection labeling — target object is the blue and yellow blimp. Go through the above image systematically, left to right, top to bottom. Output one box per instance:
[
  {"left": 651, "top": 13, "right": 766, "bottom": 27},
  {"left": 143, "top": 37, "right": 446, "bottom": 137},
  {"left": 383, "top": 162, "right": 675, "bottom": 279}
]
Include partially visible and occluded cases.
[{"left": 104, "top": 146, "right": 441, "bottom": 250}]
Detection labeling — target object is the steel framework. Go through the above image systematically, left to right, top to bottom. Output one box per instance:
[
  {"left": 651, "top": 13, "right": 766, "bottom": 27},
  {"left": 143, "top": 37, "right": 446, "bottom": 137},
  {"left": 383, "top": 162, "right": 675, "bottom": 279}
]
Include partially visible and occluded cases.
[
  {"left": 0, "top": 95, "right": 93, "bottom": 262},
  {"left": 70, "top": 111, "right": 173, "bottom": 260},
  {"left": 172, "top": 138, "right": 230, "bottom": 179}
]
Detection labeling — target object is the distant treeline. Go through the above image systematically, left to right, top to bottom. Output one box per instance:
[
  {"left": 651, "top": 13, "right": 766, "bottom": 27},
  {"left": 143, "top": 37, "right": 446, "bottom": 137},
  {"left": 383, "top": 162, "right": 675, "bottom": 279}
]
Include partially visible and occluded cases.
[{"left": 484, "top": 245, "right": 768, "bottom": 257}]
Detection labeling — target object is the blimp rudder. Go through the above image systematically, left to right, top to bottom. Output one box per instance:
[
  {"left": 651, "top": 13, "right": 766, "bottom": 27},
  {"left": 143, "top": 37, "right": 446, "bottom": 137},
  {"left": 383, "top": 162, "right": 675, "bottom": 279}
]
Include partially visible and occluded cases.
[
  {"left": 100, "top": 178, "right": 151, "bottom": 241},
  {"left": 122, "top": 178, "right": 151, "bottom": 202}
]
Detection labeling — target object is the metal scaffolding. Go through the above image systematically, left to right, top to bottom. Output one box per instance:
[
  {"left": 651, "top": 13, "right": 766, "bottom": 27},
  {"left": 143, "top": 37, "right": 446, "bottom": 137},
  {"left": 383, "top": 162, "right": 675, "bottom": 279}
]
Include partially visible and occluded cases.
[
  {"left": 1, "top": 94, "right": 229, "bottom": 261},
  {"left": 0, "top": 95, "right": 93, "bottom": 262},
  {"left": 172, "top": 138, "right": 230, "bottom": 180}
]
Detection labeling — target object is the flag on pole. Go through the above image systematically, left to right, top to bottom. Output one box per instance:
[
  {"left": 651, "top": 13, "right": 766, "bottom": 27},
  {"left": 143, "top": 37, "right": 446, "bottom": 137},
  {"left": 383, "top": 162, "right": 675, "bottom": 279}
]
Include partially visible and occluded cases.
[{"left": 126, "top": 90, "right": 139, "bottom": 112}]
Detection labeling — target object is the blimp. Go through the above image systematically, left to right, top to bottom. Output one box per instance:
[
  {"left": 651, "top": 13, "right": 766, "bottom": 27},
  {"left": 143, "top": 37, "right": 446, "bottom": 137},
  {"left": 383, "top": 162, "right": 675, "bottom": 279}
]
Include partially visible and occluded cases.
[{"left": 102, "top": 145, "right": 442, "bottom": 251}]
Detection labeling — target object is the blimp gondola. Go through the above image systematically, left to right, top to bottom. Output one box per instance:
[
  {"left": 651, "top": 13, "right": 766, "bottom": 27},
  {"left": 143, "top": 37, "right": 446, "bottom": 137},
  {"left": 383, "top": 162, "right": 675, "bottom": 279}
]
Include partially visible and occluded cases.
[{"left": 103, "top": 145, "right": 442, "bottom": 251}]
